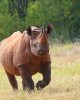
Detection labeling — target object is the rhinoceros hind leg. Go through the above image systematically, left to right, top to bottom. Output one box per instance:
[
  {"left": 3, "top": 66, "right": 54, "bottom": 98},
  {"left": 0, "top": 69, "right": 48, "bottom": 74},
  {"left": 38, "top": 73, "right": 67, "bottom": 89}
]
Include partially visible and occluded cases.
[
  {"left": 5, "top": 70, "right": 18, "bottom": 90},
  {"left": 22, "top": 80, "right": 26, "bottom": 90}
]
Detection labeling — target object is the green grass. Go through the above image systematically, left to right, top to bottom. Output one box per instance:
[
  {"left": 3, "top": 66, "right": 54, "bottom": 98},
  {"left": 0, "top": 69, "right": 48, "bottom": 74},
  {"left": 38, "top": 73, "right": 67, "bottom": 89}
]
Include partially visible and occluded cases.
[{"left": 0, "top": 43, "right": 80, "bottom": 100}]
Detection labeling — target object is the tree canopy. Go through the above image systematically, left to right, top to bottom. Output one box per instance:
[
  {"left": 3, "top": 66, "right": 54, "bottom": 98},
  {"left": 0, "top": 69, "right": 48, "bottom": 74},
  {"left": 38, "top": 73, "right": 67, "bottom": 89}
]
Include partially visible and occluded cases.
[{"left": 0, "top": 0, "right": 80, "bottom": 42}]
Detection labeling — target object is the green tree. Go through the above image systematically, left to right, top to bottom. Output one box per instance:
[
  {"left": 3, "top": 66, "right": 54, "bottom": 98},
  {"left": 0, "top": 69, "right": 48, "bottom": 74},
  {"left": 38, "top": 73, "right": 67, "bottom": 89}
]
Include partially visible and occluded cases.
[
  {"left": 0, "top": 0, "right": 80, "bottom": 42},
  {"left": 7, "top": 0, "right": 35, "bottom": 20},
  {"left": 7, "top": 0, "right": 29, "bottom": 20},
  {"left": 68, "top": 0, "right": 80, "bottom": 41}
]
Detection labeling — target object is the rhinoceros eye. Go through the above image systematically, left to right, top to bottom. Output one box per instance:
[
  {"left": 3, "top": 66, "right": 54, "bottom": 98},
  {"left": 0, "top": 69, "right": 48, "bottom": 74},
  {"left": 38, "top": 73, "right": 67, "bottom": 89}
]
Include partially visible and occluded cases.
[{"left": 33, "top": 43, "right": 37, "bottom": 48}]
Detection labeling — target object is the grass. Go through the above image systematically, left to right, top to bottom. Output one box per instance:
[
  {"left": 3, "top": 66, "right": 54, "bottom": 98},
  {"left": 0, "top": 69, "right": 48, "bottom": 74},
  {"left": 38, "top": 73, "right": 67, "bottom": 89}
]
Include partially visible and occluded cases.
[{"left": 0, "top": 43, "right": 80, "bottom": 100}]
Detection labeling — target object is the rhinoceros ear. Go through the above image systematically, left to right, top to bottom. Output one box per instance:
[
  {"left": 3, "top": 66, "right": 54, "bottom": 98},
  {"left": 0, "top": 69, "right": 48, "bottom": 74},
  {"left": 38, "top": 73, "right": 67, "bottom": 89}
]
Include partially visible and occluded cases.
[
  {"left": 47, "top": 24, "right": 53, "bottom": 34},
  {"left": 27, "top": 26, "right": 32, "bottom": 36}
]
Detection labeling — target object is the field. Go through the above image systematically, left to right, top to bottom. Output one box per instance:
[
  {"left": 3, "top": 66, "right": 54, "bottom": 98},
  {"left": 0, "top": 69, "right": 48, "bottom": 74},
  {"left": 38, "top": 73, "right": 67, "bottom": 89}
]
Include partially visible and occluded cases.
[{"left": 0, "top": 43, "right": 80, "bottom": 100}]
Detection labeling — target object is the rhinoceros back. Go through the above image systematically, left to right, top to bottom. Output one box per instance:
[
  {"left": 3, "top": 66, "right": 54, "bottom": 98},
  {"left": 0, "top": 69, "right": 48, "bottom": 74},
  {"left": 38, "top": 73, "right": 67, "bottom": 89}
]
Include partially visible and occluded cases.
[{"left": 0, "top": 31, "right": 22, "bottom": 67}]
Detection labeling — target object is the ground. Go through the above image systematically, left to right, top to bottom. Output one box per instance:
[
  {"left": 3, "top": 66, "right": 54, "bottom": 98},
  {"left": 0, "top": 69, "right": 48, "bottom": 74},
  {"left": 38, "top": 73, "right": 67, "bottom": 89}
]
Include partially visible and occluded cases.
[{"left": 0, "top": 42, "right": 80, "bottom": 100}]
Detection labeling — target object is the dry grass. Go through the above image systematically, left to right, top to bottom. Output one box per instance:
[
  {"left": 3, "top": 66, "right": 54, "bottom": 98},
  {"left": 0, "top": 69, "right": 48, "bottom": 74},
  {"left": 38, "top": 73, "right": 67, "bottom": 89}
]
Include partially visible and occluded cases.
[{"left": 0, "top": 43, "right": 80, "bottom": 100}]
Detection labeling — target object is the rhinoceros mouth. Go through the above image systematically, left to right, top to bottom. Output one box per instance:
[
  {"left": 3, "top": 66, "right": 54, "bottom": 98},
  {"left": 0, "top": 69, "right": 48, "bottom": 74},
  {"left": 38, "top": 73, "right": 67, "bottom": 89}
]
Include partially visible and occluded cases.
[
  {"left": 30, "top": 43, "right": 49, "bottom": 57},
  {"left": 31, "top": 47, "right": 49, "bottom": 57},
  {"left": 37, "top": 50, "right": 49, "bottom": 55}
]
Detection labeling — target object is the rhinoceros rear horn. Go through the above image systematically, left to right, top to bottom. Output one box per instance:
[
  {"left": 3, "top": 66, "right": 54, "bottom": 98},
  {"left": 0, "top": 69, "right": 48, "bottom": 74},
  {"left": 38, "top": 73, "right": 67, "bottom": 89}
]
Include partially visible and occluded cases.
[
  {"left": 47, "top": 24, "right": 53, "bottom": 34},
  {"left": 26, "top": 26, "right": 32, "bottom": 36}
]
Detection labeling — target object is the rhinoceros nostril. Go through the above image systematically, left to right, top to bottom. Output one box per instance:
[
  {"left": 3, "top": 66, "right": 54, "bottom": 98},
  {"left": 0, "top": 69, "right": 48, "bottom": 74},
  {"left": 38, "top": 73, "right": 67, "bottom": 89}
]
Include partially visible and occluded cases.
[
  {"left": 38, "top": 49, "right": 49, "bottom": 54},
  {"left": 39, "top": 49, "right": 43, "bottom": 54}
]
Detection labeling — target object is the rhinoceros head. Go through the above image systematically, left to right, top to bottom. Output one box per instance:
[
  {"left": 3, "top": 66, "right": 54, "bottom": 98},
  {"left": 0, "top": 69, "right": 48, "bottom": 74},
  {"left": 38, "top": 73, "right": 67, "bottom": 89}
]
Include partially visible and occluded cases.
[{"left": 26, "top": 24, "right": 53, "bottom": 56}]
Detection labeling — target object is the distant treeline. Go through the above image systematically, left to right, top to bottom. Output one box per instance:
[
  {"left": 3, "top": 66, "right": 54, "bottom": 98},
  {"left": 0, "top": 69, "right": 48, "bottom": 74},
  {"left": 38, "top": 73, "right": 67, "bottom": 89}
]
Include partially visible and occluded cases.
[{"left": 0, "top": 0, "right": 80, "bottom": 42}]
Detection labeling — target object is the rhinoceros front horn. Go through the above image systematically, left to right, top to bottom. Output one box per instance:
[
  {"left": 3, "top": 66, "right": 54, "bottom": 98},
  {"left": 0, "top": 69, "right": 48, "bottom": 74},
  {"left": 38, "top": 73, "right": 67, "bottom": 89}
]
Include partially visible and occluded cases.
[{"left": 42, "top": 24, "right": 45, "bottom": 34}]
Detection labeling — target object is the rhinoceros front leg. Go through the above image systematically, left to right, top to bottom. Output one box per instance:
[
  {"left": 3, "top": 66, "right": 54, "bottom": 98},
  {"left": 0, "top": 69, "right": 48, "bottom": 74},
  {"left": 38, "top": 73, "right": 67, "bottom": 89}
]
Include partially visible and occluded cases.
[
  {"left": 36, "top": 63, "right": 51, "bottom": 90},
  {"left": 18, "top": 66, "right": 34, "bottom": 91},
  {"left": 22, "top": 79, "right": 34, "bottom": 91}
]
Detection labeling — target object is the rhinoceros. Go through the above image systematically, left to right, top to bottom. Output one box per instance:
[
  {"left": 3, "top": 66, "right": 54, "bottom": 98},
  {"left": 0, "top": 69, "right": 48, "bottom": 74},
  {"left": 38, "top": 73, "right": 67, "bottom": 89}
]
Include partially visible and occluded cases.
[{"left": 0, "top": 24, "right": 53, "bottom": 91}]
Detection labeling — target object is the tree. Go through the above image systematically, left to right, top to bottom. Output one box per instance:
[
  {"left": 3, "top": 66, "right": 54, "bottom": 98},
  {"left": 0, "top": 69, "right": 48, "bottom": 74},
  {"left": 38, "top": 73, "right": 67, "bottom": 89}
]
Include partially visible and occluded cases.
[
  {"left": 7, "top": 0, "right": 35, "bottom": 20},
  {"left": 68, "top": 0, "right": 80, "bottom": 41}
]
